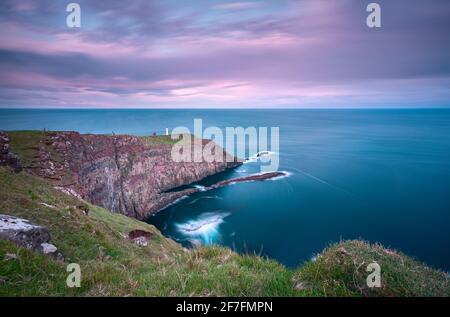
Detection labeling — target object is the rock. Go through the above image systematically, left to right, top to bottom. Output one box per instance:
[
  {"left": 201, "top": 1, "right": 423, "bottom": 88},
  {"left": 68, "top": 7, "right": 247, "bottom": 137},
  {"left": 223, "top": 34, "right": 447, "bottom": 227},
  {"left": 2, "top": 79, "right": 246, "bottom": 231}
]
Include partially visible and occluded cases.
[
  {"left": 0, "top": 131, "right": 23, "bottom": 172},
  {"left": 22, "top": 132, "right": 241, "bottom": 220},
  {"left": 210, "top": 171, "right": 287, "bottom": 189},
  {"left": 77, "top": 204, "right": 90, "bottom": 215},
  {"left": 0, "top": 214, "right": 63, "bottom": 260},
  {"left": 0, "top": 214, "right": 51, "bottom": 249},
  {"left": 128, "top": 229, "right": 153, "bottom": 246},
  {"left": 128, "top": 229, "right": 153, "bottom": 240},
  {"left": 132, "top": 236, "right": 148, "bottom": 247},
  {"left": 39, "top": 242, "right": 64, "bottom": 261},
  {"left": 40, "top": 242, "right": 57, "bottom": 254},
  {"left": 55, "top": 252, "right": 65, "bottom": 262}
]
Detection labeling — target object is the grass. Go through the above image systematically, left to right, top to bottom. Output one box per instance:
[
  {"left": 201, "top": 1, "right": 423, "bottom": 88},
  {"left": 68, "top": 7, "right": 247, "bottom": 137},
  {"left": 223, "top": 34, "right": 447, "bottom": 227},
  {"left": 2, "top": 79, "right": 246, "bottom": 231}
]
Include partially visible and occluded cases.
[
  {"left": 6, "top": 131, "right": 51, "bottom": 167},
  {"left": 140, "top": 134, "right": 205, "bottom": 146},
  {"left": 140, "top": 135, "right": 182, "bottom": 146},
  {"left": 1, "top": 160, "right": 449, "bottom": 296},
  {"left": 0, "top": 167, "right": 294, "bottom": 296},
  {"left": 294, "top": 240, "right": 450, "bottom": 296}
]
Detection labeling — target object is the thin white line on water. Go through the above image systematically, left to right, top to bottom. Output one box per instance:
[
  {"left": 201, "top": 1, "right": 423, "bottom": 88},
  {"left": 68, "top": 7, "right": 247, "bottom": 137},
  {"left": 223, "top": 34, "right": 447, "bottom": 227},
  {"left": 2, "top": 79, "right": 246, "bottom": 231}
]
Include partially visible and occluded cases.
[{"left": 290, "top": 167, "right": 353, "bottom": 196}]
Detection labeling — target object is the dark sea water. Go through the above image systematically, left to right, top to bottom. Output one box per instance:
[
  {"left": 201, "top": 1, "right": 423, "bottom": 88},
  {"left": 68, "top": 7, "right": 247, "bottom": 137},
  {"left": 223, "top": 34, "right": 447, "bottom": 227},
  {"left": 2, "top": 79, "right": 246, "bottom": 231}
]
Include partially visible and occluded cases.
[{"left": 1, "top": 108, "right": 450, "bottom": 270}]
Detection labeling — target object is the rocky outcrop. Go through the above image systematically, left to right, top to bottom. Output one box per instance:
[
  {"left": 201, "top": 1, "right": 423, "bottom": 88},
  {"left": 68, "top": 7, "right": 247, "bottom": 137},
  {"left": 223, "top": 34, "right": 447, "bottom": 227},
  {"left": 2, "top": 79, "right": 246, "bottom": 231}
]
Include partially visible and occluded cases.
[
  {"left": 0, "top": 131, "right": 22, "bottom": 172},
  {"left": 12, "top": 132, "right": 240, "bottom": 220},
  {"left": 209, "top": 171, "right": 286, "bottom": 189},
  {"left": 0, "top": 214, "right": 63, "bottom": 260},
  {"left": 128, "top": 229, "right": 153, "bottom": 246}
]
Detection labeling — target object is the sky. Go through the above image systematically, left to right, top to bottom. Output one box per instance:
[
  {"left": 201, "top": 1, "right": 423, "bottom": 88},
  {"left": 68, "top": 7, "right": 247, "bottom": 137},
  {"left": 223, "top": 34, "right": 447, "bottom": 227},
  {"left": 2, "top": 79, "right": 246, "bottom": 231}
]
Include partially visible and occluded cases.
[{"left": 0, "top": 0, "right": 449, "bottom": 108}]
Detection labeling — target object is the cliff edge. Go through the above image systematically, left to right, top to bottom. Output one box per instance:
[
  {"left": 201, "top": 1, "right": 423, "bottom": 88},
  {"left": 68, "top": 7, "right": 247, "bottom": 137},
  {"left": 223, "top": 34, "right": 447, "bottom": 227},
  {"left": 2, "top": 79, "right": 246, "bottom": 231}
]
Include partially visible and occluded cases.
[{"left": 5, "top": 131, "right": 240, "bottom": 219}]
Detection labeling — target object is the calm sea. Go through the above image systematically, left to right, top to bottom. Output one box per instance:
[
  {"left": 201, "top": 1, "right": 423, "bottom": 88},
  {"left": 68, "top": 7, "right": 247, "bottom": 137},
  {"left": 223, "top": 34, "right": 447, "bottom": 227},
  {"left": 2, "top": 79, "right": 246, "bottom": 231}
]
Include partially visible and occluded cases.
[{"left": 1, "top": 108, "right": 450, "bottom": 270}]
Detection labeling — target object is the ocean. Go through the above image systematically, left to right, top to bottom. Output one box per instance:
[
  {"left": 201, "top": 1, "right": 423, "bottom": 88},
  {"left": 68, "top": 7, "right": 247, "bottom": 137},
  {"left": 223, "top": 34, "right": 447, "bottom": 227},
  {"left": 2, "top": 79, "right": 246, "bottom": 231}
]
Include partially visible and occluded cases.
[{"left": 1, "top": 108, "right": 450, "bottom": 270}]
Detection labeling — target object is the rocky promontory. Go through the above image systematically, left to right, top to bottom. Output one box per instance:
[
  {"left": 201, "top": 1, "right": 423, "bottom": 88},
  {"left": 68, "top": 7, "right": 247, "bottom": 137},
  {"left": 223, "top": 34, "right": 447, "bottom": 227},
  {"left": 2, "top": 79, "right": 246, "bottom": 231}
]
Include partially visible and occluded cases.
[
  {"left": 6, "top": 131, "right": 241, "bottom": 220},
  {"left": 209, "top": 171, "right": 286, "bottom": 189}
]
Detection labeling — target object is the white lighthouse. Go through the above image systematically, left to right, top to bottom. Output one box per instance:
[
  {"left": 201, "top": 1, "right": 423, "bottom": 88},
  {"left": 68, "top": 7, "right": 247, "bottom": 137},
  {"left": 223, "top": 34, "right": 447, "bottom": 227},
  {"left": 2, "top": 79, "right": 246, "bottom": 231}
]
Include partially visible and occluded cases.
[{"left": 165, "top": 128, "right": 169, "bottom": 136}]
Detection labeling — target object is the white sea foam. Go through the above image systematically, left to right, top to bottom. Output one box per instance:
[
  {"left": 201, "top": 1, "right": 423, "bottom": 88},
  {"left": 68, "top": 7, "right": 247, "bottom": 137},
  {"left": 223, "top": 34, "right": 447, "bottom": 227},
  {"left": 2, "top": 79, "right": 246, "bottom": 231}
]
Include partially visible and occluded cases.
[
  {"left": 248, "top": 151, "right": 278, "bottom": 159},
  {"left": 268, "top": 170, "right": 292, "bottom": 181},
  {"left": 193, "top": 185, "right": 207, "bottom": 191},
  {"left": 155, "top": 195, "right": 189, "bottom": 213},
  {"left": 187, "top": 196, "right": 223, "bottom": 205},
  {"left": 176, "top": 211, "right": 230, "bottom": 245}
]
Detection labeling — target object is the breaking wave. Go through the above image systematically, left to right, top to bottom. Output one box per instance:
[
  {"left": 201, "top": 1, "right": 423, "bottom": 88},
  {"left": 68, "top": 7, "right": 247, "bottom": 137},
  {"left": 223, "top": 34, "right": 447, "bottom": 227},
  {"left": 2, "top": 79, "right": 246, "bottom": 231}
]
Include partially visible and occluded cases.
[
  {"left": 244, "top": 151, "right": 278, "bottom": 164},
  {"left": 193, "top": 185, "right": 207, "bottom": 191},
  {"left": 176, "top": 211, "right": 230, "bottom": 245}
]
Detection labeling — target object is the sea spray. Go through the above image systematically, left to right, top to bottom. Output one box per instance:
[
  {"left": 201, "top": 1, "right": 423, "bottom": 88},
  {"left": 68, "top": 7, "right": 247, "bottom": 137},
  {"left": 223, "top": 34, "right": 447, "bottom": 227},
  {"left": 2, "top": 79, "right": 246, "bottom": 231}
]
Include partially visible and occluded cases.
[{"left": 176, "top": 211, "right": 231, "bottom": 245}]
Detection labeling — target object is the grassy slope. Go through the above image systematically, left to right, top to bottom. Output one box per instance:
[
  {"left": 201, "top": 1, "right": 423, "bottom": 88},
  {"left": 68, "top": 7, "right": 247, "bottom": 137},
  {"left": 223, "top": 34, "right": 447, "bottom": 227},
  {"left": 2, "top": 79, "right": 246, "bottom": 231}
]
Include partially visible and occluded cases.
[
  {"left": 1, "top": 131, "right": 449, "bottom": 296},
  {"left": 7, "top": 131, "right": 52, "bottom": 167},
  {"left": 140, "top": 135, "right": 181, "bottom": 145},
  {"left": 0, "top": 167, "right": 294, "bottom": 296},
  {"left": 1, "top": 168, "right": 449, "bottom": 297}
]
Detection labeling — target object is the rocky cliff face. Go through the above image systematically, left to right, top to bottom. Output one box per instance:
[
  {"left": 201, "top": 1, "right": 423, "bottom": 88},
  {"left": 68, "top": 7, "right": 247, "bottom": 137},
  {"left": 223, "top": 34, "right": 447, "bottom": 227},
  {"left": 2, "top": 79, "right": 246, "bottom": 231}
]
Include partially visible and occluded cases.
[{"left": 11, "top": 131, "right": 239, "bottom": 219}]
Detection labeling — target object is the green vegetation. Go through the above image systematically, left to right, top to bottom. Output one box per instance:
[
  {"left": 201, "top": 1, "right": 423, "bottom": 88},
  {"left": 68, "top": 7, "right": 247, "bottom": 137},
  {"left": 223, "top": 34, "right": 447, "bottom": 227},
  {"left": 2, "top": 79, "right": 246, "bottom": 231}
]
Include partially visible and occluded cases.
[
  {"left": 2, "top": 131, "right": 449, "bottom": 297},
  {"left": 6, "top": 131, "right": 51, "bottom": 166},
  {"left": 6, "top": 131, "right": 182, "bottom": 163},
  {"left": 140, "top": 133, "right": 204, "bottom": 146},
  {"left": 140, "top": 134, "right": 181, "bottom": 145},
  {"left": 0, "top": 166, "right": 449, "bottom": 296},
  {"left": 0, "top": 167, "right": 292, "bottom": 296},
  {"left": 295, "top": 240, "right": 450, "bottom": 296}
]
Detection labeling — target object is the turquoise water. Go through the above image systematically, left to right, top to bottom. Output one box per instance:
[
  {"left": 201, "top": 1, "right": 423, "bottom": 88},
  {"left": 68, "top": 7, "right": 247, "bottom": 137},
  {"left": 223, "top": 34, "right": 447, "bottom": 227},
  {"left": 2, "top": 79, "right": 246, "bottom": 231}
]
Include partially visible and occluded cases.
[{"left": 1, "top": 109, "right": 450, "bottom": 270}]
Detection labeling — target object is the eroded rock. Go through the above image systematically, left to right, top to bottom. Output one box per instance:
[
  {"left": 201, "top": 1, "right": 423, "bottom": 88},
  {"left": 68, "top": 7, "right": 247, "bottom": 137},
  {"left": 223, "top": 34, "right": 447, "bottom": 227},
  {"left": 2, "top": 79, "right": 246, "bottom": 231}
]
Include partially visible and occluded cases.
[
  {"left": 0, "top": 131, "right": 22, "bottom": 172},
  {"left": 15, "top": 131, "right": 241, "bottom": 220},
  {"left": 209, "top": 171, "right": 287, "bottom": 189},
  {"left": 0, "top": 214, "right": 63, "bottom": 260},
  {"left": 0, "top": 214, "right": 51, "bottom": 249},
  {"left": 128, "top": 229, "right": 153, "bottom": 246},
  {"left": 40, "top": 242, "right": 57, "bottom": 254}
]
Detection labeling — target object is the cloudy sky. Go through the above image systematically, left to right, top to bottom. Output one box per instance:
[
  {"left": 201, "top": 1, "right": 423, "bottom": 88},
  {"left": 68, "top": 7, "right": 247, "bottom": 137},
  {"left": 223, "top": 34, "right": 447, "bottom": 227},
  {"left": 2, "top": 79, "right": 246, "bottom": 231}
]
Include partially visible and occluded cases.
[{"left": 0, "top": 0, "right": 449, "bottom": 108}]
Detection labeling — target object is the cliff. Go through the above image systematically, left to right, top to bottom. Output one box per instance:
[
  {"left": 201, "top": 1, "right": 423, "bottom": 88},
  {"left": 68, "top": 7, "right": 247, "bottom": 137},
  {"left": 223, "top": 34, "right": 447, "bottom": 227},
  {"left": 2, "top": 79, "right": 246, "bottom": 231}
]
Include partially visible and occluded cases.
[
  {"left": 5, "top": 131, "right": 240, "bottom": 219},
  {"left": 1, "top": 133, "right": 449, "bottom": 297}
]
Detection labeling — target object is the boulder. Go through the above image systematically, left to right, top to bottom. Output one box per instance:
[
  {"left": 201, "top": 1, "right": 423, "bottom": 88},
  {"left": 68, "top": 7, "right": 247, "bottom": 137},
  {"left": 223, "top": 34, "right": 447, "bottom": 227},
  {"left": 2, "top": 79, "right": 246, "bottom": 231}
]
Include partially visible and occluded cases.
[
  {"left": 0, "top": 214, "right": 63, "bottom": 260},
  {"left": 0, "top": 214, "right": 51, "bottom": 249}
]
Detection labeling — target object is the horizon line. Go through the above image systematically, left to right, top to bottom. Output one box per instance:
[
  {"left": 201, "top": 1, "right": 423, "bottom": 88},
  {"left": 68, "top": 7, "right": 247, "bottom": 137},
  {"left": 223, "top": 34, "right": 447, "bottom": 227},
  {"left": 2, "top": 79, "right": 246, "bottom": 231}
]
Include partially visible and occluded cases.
[{"left": 1, "top": 105, "right": 450, "bottom": 110}]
